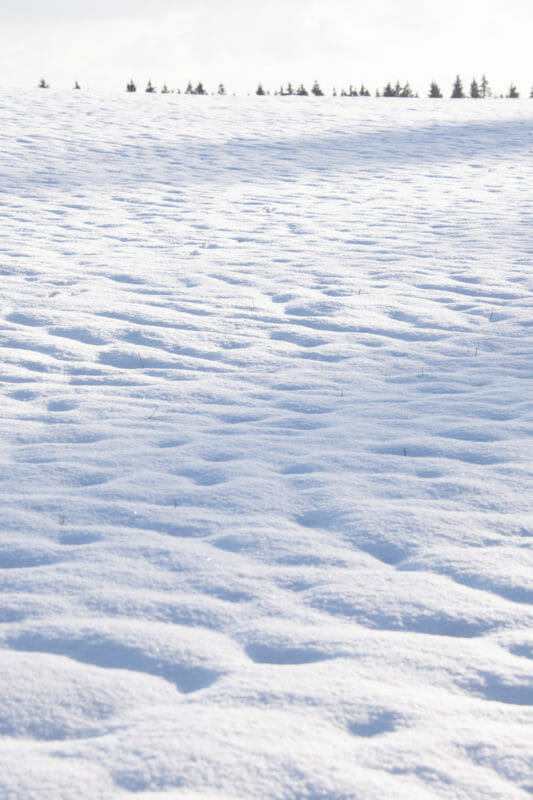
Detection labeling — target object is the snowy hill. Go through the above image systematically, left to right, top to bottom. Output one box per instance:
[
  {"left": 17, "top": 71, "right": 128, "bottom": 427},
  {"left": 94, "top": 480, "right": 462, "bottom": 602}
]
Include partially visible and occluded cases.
[{"left": 1, "top": 90, "right": 532, "bottom": 799}]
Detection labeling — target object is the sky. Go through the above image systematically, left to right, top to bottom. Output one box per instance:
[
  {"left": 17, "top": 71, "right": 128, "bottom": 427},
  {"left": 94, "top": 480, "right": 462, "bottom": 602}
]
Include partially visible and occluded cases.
[{"left": 0, "top": 0, "right": 531, "bottom": 96}]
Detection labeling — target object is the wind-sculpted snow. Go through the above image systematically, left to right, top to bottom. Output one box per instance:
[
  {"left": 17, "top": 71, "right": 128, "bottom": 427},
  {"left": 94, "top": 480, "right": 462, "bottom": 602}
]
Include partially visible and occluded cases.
[{"left": 0, "top": 91, "right": 532, "bottom": 799}]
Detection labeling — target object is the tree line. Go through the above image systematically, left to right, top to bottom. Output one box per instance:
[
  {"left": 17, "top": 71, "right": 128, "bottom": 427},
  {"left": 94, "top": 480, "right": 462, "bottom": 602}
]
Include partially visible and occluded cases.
[{"left": 38, "top": 76, "right": 528, "bottom": 98}]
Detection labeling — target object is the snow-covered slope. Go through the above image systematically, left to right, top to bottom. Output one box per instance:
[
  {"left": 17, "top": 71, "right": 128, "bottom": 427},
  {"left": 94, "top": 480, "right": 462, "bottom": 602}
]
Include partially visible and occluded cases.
[{"left": 1, "top": 91, "right": 532, "bottom": 799}]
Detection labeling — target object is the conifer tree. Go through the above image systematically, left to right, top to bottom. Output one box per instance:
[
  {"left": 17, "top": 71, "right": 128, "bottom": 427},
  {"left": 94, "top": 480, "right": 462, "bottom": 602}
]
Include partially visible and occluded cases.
[
  {"left": 480, "top": 74, "right": 491, "bottom": 98},
  {"left": 451, "top": 75, "right": 464, "bottom": 98},
  {"left": 38, "top": 78, "right": 49, "bottom": 88},
  {"left": 126, "top": 79, "right": 137, "bottom": 92},
  {"left": 470, "top": 79, "right": 480, "bottom": 98},
  {"left": 145, "top": 80, "right": 156, "bottom": 93},
  {"left": 74, "top": 81, "right": 81, "bottom": 90},
  {"left": 311, "top": 81, "right": 323, "bottom": 96},
  {"left": 185, "top": 82, "right": 195, "bottom": 94},
  {"left": 195, "top": 82, "right": 207, "bottom": 95},
  {"left": 383, "top": 82, "right": 395, "bottom": 97},
  {"left": 400, "top": 82, "right": 413, "bottom": 97},
  {"left": 429, "top": 82, "right": 442, "bottom": 98},
  {"left": 161, "top": 83, "right": 170, "bottom": 94},
  {"left": 217, "top": 83, "right": 226, "bottom": 95},
  {"left": 256, "top": 83, "right": 266, "bottom": 95},
  {"left": 296, "top": 84, "right": 308, "bottom": 96},
  {"left": 359, "top": 84, "right": 370, "bottom": 96},
  {"left": 507, "top": 84, "right": 519, "bottom": 98}
]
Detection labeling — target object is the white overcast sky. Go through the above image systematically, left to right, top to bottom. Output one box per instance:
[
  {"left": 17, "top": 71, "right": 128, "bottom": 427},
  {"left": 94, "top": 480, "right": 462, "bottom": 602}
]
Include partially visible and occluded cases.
[{"left": 0, "top": 0, "right": 531, "bottom": 95}]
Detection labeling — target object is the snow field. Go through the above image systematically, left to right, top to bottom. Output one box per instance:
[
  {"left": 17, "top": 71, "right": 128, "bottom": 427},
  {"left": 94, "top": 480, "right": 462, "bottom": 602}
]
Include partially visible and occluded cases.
[{"left": 0, "top": 91, "right": 532, "bottom": 798}]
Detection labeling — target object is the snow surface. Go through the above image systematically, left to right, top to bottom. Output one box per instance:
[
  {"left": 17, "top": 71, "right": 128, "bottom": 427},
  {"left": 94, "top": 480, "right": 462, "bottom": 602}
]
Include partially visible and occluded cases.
[{"left": 1, "top": 90, "right": 532, "bottom": 799}]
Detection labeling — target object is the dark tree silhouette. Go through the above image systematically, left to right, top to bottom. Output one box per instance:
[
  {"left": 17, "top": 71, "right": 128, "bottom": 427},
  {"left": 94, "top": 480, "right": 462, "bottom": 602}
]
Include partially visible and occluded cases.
[
  {"left": 480, "top": 74, "right": 491, "bottom": 98},
  {"left": 451, "top": 75, "right": 465, "bottom": 98},
  {"left": 38, "top": 78, "right": 49, "bottom": 88},
  {"left": 470, "top": 79, "right": 480, "bottom": 98},
  {"left": 126, "top": 80, "right": 137, "bottom": 92},
  {"left": 145, "top": 80, "right": 156, "bottom": 93},
  {"left": 74, "top": 81, "right": 81, "bottom": 90},
  {"left": 311, "top": 81, "right": 324, "bottom": 96},
  {"left": 383, "top": 81, "right": 413, "bottom": 97},
  {"left": 185, "top": 82, "right": 195, "bottom": 94},
  {"left": 195, "top": 82, "right": 207, "bottom": 95},
  {"left": 429, "top": 82, "right": 442, "bottom": 98},
  {"left": 161, "top": 83, "right": 170, "bottom": 94},
  {"left": 217, "top": 83, "right": 226, "bottom": 95},
  {"left": 256, "top": 83, "right": 266, "bottom": 95},
  {"left": 507, "top": 83, "right": 519, "bottom": 98},
  {"left": 296, "top": 84, "right": 308, "bottom": 96},
  {"left": 359, "top": 84, "right": 370, "bottom": 96},
  {"left": 339, "top": 85, "right": 357, "bottom": 97}
]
